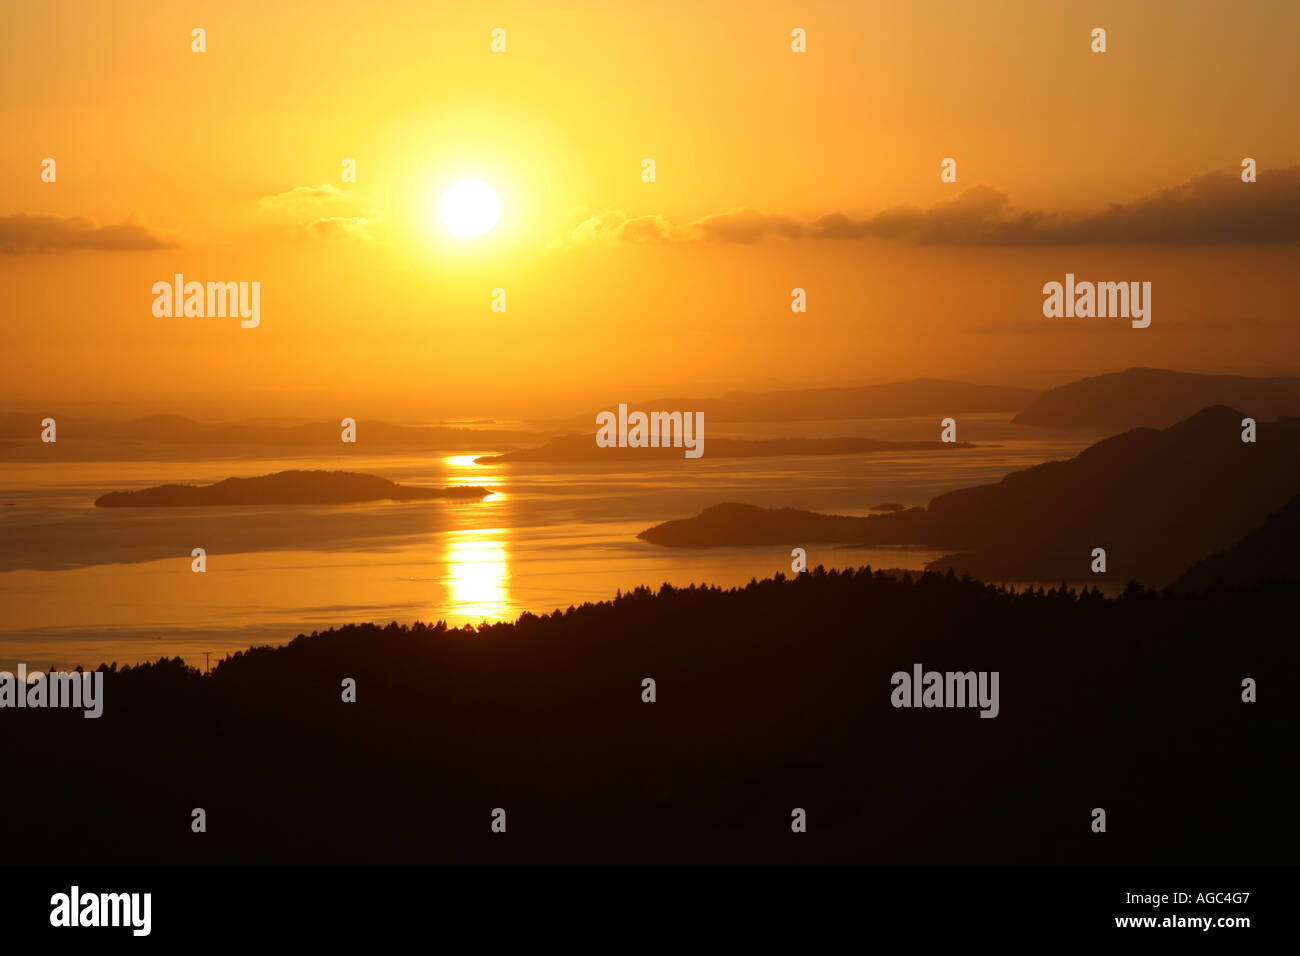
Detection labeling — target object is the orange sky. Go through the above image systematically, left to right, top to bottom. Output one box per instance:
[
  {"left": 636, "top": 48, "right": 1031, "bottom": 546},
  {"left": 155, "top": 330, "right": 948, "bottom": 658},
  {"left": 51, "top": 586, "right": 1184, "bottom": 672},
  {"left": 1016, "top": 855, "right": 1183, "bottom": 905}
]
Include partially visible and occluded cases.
[{"left": 2, "top": 0, "right": 1298, "bottom": 419}]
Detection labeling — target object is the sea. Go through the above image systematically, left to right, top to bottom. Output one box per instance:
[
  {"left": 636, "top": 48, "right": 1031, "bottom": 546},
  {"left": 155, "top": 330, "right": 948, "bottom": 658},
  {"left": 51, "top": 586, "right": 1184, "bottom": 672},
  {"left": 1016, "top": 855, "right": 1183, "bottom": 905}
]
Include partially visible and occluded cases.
[{"left": 0, "top": 414, "right": 1113, "bottom": 670}]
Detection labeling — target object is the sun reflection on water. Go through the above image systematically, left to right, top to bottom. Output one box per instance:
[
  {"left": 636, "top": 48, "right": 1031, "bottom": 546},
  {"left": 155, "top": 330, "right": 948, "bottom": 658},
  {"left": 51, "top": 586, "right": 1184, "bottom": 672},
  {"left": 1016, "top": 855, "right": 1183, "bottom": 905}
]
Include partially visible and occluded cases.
[
  {"left": 443, "top": 454, "right": 505, "bottom": 501},
  {"left": 441, "top": 528, "right": 511, "bottom": 621}
]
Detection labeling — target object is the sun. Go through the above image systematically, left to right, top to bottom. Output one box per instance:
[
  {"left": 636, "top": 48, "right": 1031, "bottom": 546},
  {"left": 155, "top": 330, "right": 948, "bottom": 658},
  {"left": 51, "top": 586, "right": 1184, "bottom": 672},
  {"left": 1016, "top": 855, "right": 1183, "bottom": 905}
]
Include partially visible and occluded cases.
[{"left": 439, "top": 179, "right": 500, "bottom": 238}]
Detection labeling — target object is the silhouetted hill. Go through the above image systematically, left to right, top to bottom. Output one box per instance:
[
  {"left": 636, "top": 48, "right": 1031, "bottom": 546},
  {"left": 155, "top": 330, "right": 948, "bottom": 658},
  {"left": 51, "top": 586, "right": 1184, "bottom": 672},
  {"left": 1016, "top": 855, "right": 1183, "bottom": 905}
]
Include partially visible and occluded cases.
[
  {"left": 1011, "top": 367, "right": 1300, "bottom": 428},
  {"left": 641, "top": 406, "right": 1300, "bottom": 586},
  {"left": 476, "top": 434, "right": 975, "bottom": 463},
  {"left": 94, "top": 470, "right": 490, "bottom": 507},
  {"left": 1170, "top": 495, "right": 1300, "bottom": 592},
  {"left": 639, "top": 502, "right": 897, "bottom": 546},
  {"left": 4, "top": 569, "right": 1292, "bottom": 865}
]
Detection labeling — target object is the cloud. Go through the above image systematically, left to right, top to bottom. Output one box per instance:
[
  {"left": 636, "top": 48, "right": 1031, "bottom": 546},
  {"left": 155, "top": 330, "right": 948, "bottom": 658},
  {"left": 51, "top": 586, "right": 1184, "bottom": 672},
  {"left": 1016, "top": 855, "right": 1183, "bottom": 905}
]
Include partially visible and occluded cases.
[
  {"left": 557, "top": 166, "right": 1300, "bottom": 249},
  {"left": 811, "top": 167, "right": 1300, "bottom": 244},
  {"left": 1048, "top": 167, "right": 1300, "bottom": 243},
  {"left": 257, "top": 184, "right": 346, "bottom": 212},
  {"left": 258, "top": 185, "right": 381, "bottom": 242},
  {"left": 807, "top": 186, "right": 1046, "bottom": 243},
  {"left": 557, "top": 207, "right": 801, "bottom": 248},
  {"left": 694, "top": 209, "right": 804, "bottom": 243},
  {"left": 574, "top": 210, "right": 684, "bottom": 245},
  {"left": 0, "top": 214, "right": 175, "bottom": 255},
  {"left": 619, "top": 214, "right": 676, "bottom": 243},
  {"left": 304, "top": 216, "right": 378, "bottom": 241}
]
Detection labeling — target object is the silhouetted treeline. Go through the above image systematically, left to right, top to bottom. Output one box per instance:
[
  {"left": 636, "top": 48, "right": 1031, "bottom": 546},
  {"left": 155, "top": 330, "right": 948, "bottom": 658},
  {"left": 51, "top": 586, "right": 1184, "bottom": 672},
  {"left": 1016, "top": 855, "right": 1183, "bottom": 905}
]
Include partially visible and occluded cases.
[{"left": 3, "top": 568, "right": 1293, "bottom": 865}]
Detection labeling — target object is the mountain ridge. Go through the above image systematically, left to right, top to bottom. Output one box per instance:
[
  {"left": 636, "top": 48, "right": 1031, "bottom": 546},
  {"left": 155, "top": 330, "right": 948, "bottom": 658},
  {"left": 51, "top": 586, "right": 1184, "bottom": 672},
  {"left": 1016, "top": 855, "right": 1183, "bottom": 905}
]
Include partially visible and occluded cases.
[
  {"left": 1012, "top": 367, "right": 1300, "bottom": 428},
  {"left": 639, "top": 405, "right": 1300, "bottom": 587}
]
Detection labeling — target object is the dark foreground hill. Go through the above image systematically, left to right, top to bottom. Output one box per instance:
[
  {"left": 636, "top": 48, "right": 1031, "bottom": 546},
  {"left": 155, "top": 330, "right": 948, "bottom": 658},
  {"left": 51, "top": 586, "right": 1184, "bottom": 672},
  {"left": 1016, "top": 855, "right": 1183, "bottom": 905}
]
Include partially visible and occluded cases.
[
  {"left": 1011, "top": 367, "right": 1300, "bottom": 428},
  {"left": 640, "top": 406, "right": 1300, "bottom": 587},
  {"left": 94, "top": 470, "right": 490, "bottom": 506},
  {"left": 1171, "top": 494, "right": 1300, "bottom": 592},
  {"left": 4, "top": 568, "right": 1294, "bottom": 865}
]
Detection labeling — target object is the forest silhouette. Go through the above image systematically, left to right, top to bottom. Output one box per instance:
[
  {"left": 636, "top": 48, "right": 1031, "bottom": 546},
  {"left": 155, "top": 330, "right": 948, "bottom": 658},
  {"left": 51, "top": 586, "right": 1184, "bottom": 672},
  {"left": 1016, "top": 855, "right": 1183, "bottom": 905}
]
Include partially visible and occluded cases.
[{"left": 5, "top": 567, "right": 1292, "bottom": 865}]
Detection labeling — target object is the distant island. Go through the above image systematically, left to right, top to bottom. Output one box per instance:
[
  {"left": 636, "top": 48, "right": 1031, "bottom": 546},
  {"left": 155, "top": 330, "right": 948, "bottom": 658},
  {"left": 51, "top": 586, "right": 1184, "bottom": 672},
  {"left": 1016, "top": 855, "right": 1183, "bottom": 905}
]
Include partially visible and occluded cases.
[
  {"left": 1012, "top": 367, "right": 1300, "bottom": 429},
  {"left": 572, "top": 378, "right": 1040, "bottom": 425},
  {"left": 639, "top": 405, "right": 1300, "bottom": 587},
  {"left": 475, "top": 434, "right": 977, "bottom": 464},
  {"left": 94, "top": 470, "right": 491, "bottom": 507},
  {"left": 640, "top": 502, "right": 892, "bottom": 546}
]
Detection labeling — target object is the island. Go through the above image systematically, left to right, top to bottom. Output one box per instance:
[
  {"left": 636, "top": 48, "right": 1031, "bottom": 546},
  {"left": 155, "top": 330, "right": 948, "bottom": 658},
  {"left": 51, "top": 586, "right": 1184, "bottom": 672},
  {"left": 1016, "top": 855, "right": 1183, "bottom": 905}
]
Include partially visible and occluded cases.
[
  {"left": 638, "top": 405, "right": 1300, "bottom": 587},
  {"left": 475, "top": 434, "right": 976, "bottom": 464},
  {"left": 93, "top": 470, "right": 491, "bottom": 507}
]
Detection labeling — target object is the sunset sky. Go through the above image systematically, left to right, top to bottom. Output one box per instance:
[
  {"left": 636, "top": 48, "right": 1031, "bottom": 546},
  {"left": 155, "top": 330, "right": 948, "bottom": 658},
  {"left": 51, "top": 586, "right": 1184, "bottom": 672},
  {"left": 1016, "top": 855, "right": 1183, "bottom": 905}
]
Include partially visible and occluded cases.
[{"left": 3, "top": 0, "right": 1298, "bottom": 420}]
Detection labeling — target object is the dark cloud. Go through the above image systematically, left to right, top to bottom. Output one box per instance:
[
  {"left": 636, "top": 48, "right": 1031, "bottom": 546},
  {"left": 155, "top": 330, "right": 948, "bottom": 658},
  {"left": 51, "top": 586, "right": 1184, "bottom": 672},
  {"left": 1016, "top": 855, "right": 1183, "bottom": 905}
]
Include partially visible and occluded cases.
[
  {"left": 561, "top": 166, "right": 1300, "bottom": 249},
  {"left": 810, "top": 167, "right": 1300, "bottom": 244},
  {"left": 808, "top": 186, "right": 1046, "bottom": 243},
  {"left": 694, "top": 209, "right": 804, "bottom": 243},
  {"left": 0, "top": 214, "right": 175, "bottom": 255}
]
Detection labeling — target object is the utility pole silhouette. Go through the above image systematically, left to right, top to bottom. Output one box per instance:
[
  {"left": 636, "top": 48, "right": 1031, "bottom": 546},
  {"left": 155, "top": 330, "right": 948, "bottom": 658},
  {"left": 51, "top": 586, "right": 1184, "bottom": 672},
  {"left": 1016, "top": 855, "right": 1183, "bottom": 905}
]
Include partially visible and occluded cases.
[{"left": 204, "top": 652, "right": 210, "bottom": 674}]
